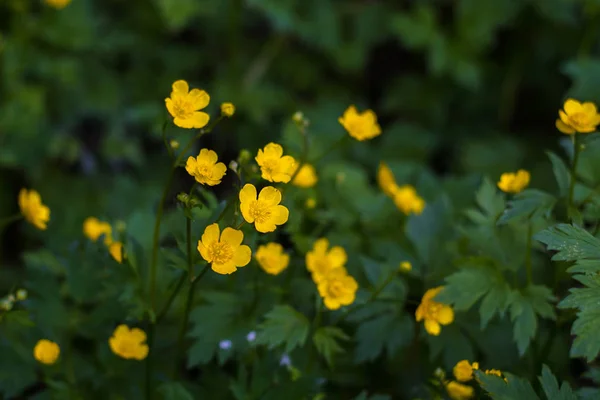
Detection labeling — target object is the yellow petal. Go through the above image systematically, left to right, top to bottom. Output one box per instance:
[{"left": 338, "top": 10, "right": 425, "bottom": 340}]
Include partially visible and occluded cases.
[
  {"left": 172, "top": 80, "right": 189, "bottom": 94},
  {"left": 188, "top": 89, "right": 210, "bottom": 110},
  {"left": 564, "top": 98, "right": 582, "bottom": 115},
  {"left": 582, "top": 102, "right": 598, "bottom": 116},
  {"left": 558, "top": 110, "right": 570, "bottom": 124},
  {"left": 191, "top": 112, "right": 210, "bottom": 129},
  {"left": 174, "top": 116, "right": 194, "bottom": 129},
  {"left": 263, "top": 142, "right": 283, "bottom": 158},
  {"left": 198, "top": 149, "right": 218, "bottom": 165},
  {"left": 185, "top": 157, "right": 197, "bottom": 175},
  {"left": 239, "top": 184, "right": 257, "bottom": 205},
  {"left": 258, "top": 186, "right": 282, "bottom": 206},
  {"left": 271, "top": 205, "right": 289, "bottom": 225},
  {"left": 201, "top": 223, "right": 220, "bottom": 245},
  {"left": 221, "top": 227, "right": 243, "bottom": 247},
  {"left": 313, "top": 238, "right": 329, "bottom": 254},
  {"left": 197, "top": 241, "right": 211, "bottom": 262},
  {"left": 233, "top": 245, "right": 252, "bottom": 267},
  {"left": 328, "top": 246, "right": 347, "bottom": 269},
  {"left": 212, "top": 260, "right": 237, "bottom": 275},
  {"left": 437, "top": 305, "right": 454, "bottom": 325},
  {"left": 424, "top": 319, "right": 441, "bottom": 335},
  {"left": 130, "top": 328, "right": 147, "bottom": 343},
  {"left": 134, "top": 344, "right": 149, "bottom": 360}
]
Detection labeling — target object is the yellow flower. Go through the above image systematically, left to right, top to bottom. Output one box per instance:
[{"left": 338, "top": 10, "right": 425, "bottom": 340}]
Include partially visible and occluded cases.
[
  {"left": 44, "top": 0, "right": 71, "bottom": 9},
  {"left": 165, "top": 80, "right": 210, "bottom": 129},
  {"left": 555, "top": 98, "right": 600, "bottom": 135},
  {"left": 221, "top": 102, "right": 235, "bottom": 117},
  {"left": 338, "top": 105, "right": 381, "bottom": 141},
  {"left": 255, "top": 143, "right": 296, "bottom": 183},
  {"left": 185, "top": 149, "right": 227, "bottom": 186},
  {"left": 377, "top": 162, "right": 399, "bottom": 197},
  {"left": 292, "top": 164, "right": 318, "bottom": 188},
  {"left": 497, "top": 169, "right": 530, "bottom": 194},
  {"left": 239, "top": 184, "right": 289, "bottom": 233},
  {"left": 393, "top": 185, "right": 425, "bottom": 215},
  {"left": 19, "top": 189, "right": 50, "bottom": 230},
  {"left": 305, "top": 198, "right": 317, "bottom": 209},
  {"left": 83, "top": 217, "right": 113, "bottom": 245},
  {"left": 197, "top": 223, "right": 252, "bottom": 274},
  {"left": 306, "top": 238, "right": 347, "bottom": 283},
  {"left": 109, "top": 241, "right": 124, "bottom": 263},
  {"left": 255, "top": 243, "right": 290, "bottom": 275},
  {"left": 399, "top": 261, "right": 412, "bottom": 272},
  {"left": 317, "top": 268, "right": 359, "bottom": 310},
  {"left": 415, "top": 287, "right": 454, "bottom": 336},
  {"left": 109, "top": 325, "right": 149, "bottom": 360},
  {"left": 33, "top": 339, "right": 60, "bottom": 365},
  {"left": 453, "top": 360, "right": 479, "bottom": 382},
  {"left": 485, "top": 369, "right": 503, "bottom": 378},
  {"left": 446, "top": 381, "right": 474, "bottom": 400}
]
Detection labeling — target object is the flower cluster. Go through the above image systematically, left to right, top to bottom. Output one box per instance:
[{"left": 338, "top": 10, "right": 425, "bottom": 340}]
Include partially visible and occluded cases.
[
  {"left": 377, "top": 162, "right": 425, "bottom": 215},
  {"left": 83, "top": 217, "right": 124, "bottom": 263},
  {"left": 415, "top": 287, "right": 454, "bottom": 336},
  {"left": 445, "top": 359, "right": 505, "bottom": 399}
]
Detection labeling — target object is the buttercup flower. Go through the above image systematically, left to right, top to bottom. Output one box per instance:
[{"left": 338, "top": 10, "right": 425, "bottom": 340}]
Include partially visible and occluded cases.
[
  {"left": 44, "top": 0, "right": 71, "bottom": 8},
  {"left": 165, "top": 80, "right": 210, "bottom": 129},
  {"left": 555, "top": 98, "right": 600, "bottom": 135},
  {"left": 221, "top": 102, "right": 235, "bottom": 117},
  {"left": 338, "top": 105, "right": 381, "bottom": 141},
  {"left": 255, "top": 143, "right": 296, "bottom": 183},
  {"left": 185, "top": 149, "right": 227, "bottom": 186},
  {"left": 377, "top": 162, "right": 399, "bottom": 197},
  {"left": 292, "top": 164, "right": 318, "bottom": 188},
  {"left": 497, "top": 169, "right": 530, "bottom": 194},
  {"left": 239, "top": 184, "right": 289, "bottom": 233},
  {"left": 393, "top": 185, "right": 425, "bottom": 215},
  {"left": 19, "top": 189, "right": 50, "bottom": 230},
  {"left": 83, "top": 217, "right": 113, "bottom": 245},
  {"left": 198, "top": 223, "right": 251, "bottom": 274},
  {"left": 306, "top": 238, "right": 347, "bottom": 283},
  {"left": 109, "top": 241, "right": 124, "bottom": 263},
  {"left": 255, "top": 243, "right": 290, "bottom": 275},
  {"left": 399, "top": 261, "right": 412, "bottom": 272},
  {"left": 317, "top": 268, "right": 359, "bottom": 310},
  {"left": 415, "top": 287, "right": 454, "bottom": 336},
  {"left": 109, "top": 325, "right": 149, "bottom": 360},
  {"left": 33, "top": 339, "right": 60, "bottom": 365},
  {"left": 453, "top": 360, "right": 479, "bottom": 382},
  {"left": 485, "top": 369, "right": 503, "bottom": 378},
  {"left": 446, "top": 381, "right": 474, "bottom": 400}
]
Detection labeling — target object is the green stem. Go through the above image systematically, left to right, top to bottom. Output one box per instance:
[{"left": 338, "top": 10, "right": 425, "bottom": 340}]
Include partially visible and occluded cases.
[
  {"left": 161, "top": 121, "right": 172, "bottom": 159},
  {"left": 287, "top": 124, "right": 309, "bottom": 184},
  {"left": 567, "top": 133, "right": 581, "bottom": 218},
  {"left": 0, "top": 214, "right": 23, "bottom": 230},
  {"left": 525, "top": 221, "right": 533, "bottom": 286},
  {"left": 155, "top": 273, "right": 187, "bottom": 323},
  {"left": 145, "top": 327, "right": 155, "bottom": 399}
]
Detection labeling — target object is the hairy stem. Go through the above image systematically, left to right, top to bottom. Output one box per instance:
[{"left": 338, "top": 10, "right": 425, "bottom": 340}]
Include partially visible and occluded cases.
[{"left": 567, "top": 133, "right": 581, "bottom": 218}]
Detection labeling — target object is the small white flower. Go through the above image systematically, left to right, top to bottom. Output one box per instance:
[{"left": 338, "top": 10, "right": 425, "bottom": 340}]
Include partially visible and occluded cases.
[
  {"left": 246, "top": 331, "right": 256, "bottom": 342},
  {"left": 280, "top": 354, "right": 291, "bottom": 366}
]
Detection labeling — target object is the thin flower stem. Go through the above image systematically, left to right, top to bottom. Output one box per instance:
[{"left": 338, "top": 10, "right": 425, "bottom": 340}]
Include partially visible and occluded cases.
[
  {"left": 161, "top": 121, "right": 172, "bottom": 159},
  {"left": 287, "top": 124, "right": 309, "bottom": 185},
  {"left": 567, "top": 133, "right": 581, "bottom": 218},
  {"left": 0, "top": 214, "right": 23, "bottom": 230},
  {"left": 525, "top": 221, "right": 533, "bottom": 286},
  {"left": 156, "top": 273, "right": 187, "bottom": 323},
  {"left": 144, "top": 327, "right": 155, "bottom": 399}
]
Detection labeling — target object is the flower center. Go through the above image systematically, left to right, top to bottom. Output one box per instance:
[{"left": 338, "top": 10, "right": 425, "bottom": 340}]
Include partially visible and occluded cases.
[
  {"left": 172, "top": 98, "right": 193, "bottom": 119},
  {"left": 570, "top": 112, "right": 589, "bottom": 127},
  {"left": 348, "top": 119, "right": 367, "bottom": 136},
  {"left": 261, "top": 159, "right": 278, "bottom": 176},
  {"left": 197, "top": 164, "right": 211, "bottom": 178},
  {"left": 249, "top": 201, "right": 271, "bottom": 223},
  {"left": 208, "top": 241, "right": 234, "bottom": 264},
  {"left": 327, "top": 280, "right": 344, "bottom": 298},
  {"left": 426, "top": 302, "right": 442, "bottom": 319},
  {"left": 118, "top": 339, "right": 136, "bottom": 356}
]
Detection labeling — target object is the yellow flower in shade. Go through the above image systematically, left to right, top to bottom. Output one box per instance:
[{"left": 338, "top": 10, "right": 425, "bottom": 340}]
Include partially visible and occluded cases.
[
  {"left": 44, "top": 0, "right": 71, "bottom": 9},
  {"left": 165, "top": 80, "right": 210, "bottom": 129},
  {"left": 555, "top": 98, "right": 600, "bottom": 135},
  {"left": 221, "top": 102, "right": 235, "bottom": 117},
  {"left": 338, "top": 105, "right": 381, "bottom": 141},
  {"left": 255, "top": 143, "right": 296, "bottom": 183},
  {"left": 185, "top": 149, "right": 227, "bottom": 186},
  {"left": 377, "top": 162, "right": 399, "bottom": 197},
  {"left": 292, "top": 164, "right": 318, "bottom": 188},
  {"left": 497, "top": 169, "right": 530, "bottom": 194},
  {"left": 239, "top": 184, "right": 289, "bottom": 233},
  {"left": 393, "top": 185, "right": 425, "bottom": 215},
  {"left": 19, "top": 189, "right": 50, "bottom": 230},
  {"left": 305, "top": 198, "right": 317, "bottom": 209},
  {"left": 83, "top": 217, "right": 113, "bottom": 245},
  {"left": 197, "top": 223, "right": 252, "bottom": 274},
  {"left": 306, "top": 238, "right": 347, "bottom": 283},
  {"left": 109, "top": 241, "right": 124, "bottom": 263},
  {"left": 255, "top": 243, "right": 290, "bottom": 275},
  {"left": 399, "top": 261, "right": 412, "bottom": 273},
  {"left": 317, "top": 268, "right": 359, "bottom": 310},
  {"left": 415, "top": 287, "right": 454, "bottom": 336},
  {"left": 109, "top": 325, "right": 149, "bottom": 360},
  {"left": 33, "top": 339, "right": 60, "bottom": 365},
  {"left": 453, "top": 360, "right": 479, "bottom": 382},
  {"left": 485, "top": 369, "right": 503, "bottom": 378},
  {"left": 446, "top": 381, "right": 474, "bottom": 400}
]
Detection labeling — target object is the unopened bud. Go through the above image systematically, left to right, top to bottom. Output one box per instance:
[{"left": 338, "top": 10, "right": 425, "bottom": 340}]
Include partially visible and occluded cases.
[
  {"left": 170, "top": 140, "right": 180, "bottom": 149},
  {"left": 238, "top": 149, "right": 251, "bottom": 164},
  {"left": 229, "top": 160, "right": 239, "bottom": 173},
  {"left": 16, "top": 289, "right": 27, "bottom": 301}
]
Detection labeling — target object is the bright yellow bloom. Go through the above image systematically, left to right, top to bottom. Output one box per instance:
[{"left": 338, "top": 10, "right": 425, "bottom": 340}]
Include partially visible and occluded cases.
[
  {"left": 44, "top": 0, "right": 71, "bottom": 9},
  {"left": 165, "top": 80, "right": 210, "bottom": 129},
  {"left": 555, "top": 98, "right": 600, "bottom": 135},
  {"left": 221, "top": 102, "right": 235, "bottom": 117},
  {"left": 338, "top": 105, "right": 381, "bottom": 141},
  {"left": 255, "top": 143, "right": 296, "bottom": 183},
  {"left": 185, "top": 149, "right": 227, "bottom": 186},
  {"left": 377, "top": 162, "right": 399, "bottom": 197},
  {"left": 292, "top": 164, "right": 318, "bottom": 188},
  {"left": 497, "top": 169, "right": 530, "bottom": 194},
  {"left": 239, "top": 184, "right": 289, "bottom": 233},
  {"left": 393, "top": 185, "right": 425, "bottom": 215},
  {"left": 19, "top": 189, "right": 50, "bottom": 230},
  {"left": 305, "top": 198, "right": 317, "bottom": 209},
  {"left": 83, "top": 217, "right": 113, "bottom": 245},
  {"left": 197, "top": 223, "right": 251, "bottom": 274},
  {"left": 306, "top": 238, "right": 347, "bottom": 283},
  {"left": 109, "top": 241, "right": 124, "bottom": 263},
  {"left": 255, "top": 243, "right": 289, "bottom": 275},
  {"left": 399, "top": 261, "right": 412, "bottom": 272},
  {"left": 317, "top": 268, "right": 358, "bottom": 310},
  {"left": 415, "top": 287, "right": 454, "bottom": 336},
  {"left": 109, "top": 325, "right": 149, "bottom": 360},
  {"left": 33, "top": 339, "right": 60, "bottom": 365},
  {"left": 453, "top": 360, "right": 479, "bottom": 382},
  {"left": 485, "top": 369, "right": 503, "bottom": 378},
  {"left": 446, "top": 381, "right": 474, "bottom": 400}
]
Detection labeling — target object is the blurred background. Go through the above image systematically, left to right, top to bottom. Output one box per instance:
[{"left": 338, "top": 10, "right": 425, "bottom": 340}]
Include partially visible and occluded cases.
[{"left": 0, "top": 0, "right": 598, "bottom": 300}]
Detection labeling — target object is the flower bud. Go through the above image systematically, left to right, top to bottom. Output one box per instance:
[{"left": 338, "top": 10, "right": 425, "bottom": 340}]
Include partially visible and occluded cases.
[
  {"left": 221, "top": 102, "right": 235, "bottom": 117},
  {"left": 170, "top": 140, "right": 180, "bottom": 149},
  {"left": 16, "top": 289, "right": 27, "bottom": 301}
]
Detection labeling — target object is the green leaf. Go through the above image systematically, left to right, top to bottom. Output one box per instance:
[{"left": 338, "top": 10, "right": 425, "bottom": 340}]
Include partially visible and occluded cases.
[
  {"left": 547, "top": 151, "right": 570, "bottom": 197},
  {"left": 476, "top": 177, "right": 506, "bottom": 221},
  {"left": 497, "top": 189, "right": 556, "bottom": 225},
  {"left": 535, "top": 223, "right": 600, "bottom": 261},
  {"left": 256, "top": 305, "right": 310, "bottom": 354},
  {"left": 354, "top": 312, "right": 414, "bottom": 363},
  {"left": 312, "top": 326, "right": 349, "bottom": 366},
  {"left": 539, "top": 364, "right": 577, "bottom": 400},
  {"left": 478, "top": 371, "right": 540, "bottom": 400},
  {"left": 158, "top": 382, "right": 194, "bottom": 400}
]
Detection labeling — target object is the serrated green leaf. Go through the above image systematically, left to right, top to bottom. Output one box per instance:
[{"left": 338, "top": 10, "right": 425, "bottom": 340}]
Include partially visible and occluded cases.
[
  {"left": 547, "top": 151, "right": 570, "bottom": 197},
  {"left": 475, "top": 177, "right": 506, "bottom": 221},
  {"left": 497, "top": 189, "right": 556, "bottom": 225},
  {"left": 535, "top": 223, "right": 600, "bottom": 261},
  {"left": 437, "top": 265, "right": 502, "bottom": 310},
  {"left": 509, "top": 291, "right": 537, "bottom": 356},
  {"left": 256, "top": 305, "right": 309, "bottom": 354},
  {"left": 354, "top": 313, "right": 414, "bottom": 363},
  {"left": 312, "top": 326, "right": 349, "bottom": 367},
  {"left": 539, "top": 364, "right": 577, "bottom": 400},
  {"left": 478, "top": 371, "right": 540, "bottom": 400},
  {"left": 158, "top": 382, "right": 194, "bottom": 400}
]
